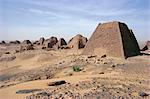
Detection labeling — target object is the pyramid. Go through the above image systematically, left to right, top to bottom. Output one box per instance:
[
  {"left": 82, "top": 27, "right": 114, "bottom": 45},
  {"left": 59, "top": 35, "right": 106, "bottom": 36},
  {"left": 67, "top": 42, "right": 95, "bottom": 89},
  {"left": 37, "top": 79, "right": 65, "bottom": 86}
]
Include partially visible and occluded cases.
[
  {"left": 82, "top": 21, "right": 140, "bottom": 58},
  {"left": 67, "top": 34, "right": 88, "bottom": 49},
  {"left": 53, "top": 38, "right": 67, "bottom": 49},
  {"left": 142, "top": 41, "right": 150, "bottom": 51}
]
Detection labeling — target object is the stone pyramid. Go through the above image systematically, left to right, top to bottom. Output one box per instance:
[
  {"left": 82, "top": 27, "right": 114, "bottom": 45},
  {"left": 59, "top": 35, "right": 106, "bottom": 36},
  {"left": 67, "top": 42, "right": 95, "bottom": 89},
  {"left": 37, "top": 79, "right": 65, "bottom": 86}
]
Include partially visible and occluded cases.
[
  {"left": 82, "top": 21, "right": 140, "bottom": 58},
  {"left": 67, "top": 34, "right": 88, "bottom": 49},
  {"left": 142, "top": 41, "right": 150, "bottom": 51}
]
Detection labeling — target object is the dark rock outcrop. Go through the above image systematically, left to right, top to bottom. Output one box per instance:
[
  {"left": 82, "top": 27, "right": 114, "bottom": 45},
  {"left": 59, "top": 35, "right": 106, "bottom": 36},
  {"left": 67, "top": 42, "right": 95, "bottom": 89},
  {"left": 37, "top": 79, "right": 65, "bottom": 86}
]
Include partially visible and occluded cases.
[{"left": 47, "top": 80, "right": 66, "bottom": 86}]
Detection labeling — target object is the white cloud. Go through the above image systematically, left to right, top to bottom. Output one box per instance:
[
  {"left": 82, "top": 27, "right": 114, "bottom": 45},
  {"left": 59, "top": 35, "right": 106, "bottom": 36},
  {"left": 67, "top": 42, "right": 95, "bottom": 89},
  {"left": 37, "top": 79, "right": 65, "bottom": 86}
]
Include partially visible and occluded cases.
[
  {"left": 1, "top": 0, "right": 149, "bottom": 41},
  {"left": 28, "top": 8, "right": 70, "bottom": 19}
]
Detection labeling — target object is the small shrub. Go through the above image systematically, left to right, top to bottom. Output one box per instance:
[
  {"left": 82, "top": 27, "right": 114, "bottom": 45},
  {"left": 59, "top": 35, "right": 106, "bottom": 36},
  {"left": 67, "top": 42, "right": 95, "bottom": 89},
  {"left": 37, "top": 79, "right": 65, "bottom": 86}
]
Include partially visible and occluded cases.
[{"left": 73, "top": 66, "right": 82, "bottom": 72}]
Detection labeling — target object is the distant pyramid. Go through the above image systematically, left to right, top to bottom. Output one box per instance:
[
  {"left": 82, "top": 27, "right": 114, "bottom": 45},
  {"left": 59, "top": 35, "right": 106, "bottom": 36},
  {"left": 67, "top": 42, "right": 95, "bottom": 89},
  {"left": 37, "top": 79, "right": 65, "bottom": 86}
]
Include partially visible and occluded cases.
[
  {"left": 82, "top": 21, "right": 140, "bottom": 58},
  {"left": 67, "top": 34, "right": 88, "bottom": 49},
  {"left": 142, "top": 41, "right": 150, "bottom": 51}
]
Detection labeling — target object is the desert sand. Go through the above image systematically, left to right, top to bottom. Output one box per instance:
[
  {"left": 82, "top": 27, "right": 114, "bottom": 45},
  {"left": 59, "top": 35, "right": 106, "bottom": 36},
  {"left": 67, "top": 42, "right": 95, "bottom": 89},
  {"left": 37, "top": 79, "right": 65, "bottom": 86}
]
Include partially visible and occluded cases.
[{"left": 0, "top": 48, "right": 150, "bottom": 99}]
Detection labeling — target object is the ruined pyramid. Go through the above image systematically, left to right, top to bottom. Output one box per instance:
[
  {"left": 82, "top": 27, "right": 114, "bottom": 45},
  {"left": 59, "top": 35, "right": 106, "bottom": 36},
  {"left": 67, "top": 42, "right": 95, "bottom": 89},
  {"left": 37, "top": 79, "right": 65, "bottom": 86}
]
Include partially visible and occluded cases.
[
  {"left": 82, "top": 21, "right": 140, "bottom": 58},
  {"left": 67, "top": 34, "right": 88, "bottom": 49}
]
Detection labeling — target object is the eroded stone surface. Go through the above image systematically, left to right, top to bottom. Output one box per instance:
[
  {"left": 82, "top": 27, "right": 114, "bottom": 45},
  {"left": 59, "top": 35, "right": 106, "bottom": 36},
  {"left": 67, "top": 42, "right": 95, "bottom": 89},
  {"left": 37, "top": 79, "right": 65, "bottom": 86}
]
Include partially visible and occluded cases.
[
  {"left": 83, "top": 21, "right": 140, "bottom": 58},
  {"left": 67, "top": 34, "right": 88, "bottom": 49}
]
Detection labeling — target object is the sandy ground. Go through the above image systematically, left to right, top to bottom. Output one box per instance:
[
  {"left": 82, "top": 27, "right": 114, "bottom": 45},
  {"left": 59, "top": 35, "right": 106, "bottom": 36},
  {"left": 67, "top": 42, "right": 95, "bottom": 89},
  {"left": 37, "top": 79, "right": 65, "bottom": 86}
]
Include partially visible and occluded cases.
[{"left": 0, "top": 49, "right": 150, "bottom": 99}]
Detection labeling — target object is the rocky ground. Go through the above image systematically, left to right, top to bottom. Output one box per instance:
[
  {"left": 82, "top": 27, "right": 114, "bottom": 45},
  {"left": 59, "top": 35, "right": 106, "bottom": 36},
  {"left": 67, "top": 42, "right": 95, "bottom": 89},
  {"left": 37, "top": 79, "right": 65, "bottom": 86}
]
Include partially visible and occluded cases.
[{"left": 0, "top": 47, "right": 150, "bottom": 99}]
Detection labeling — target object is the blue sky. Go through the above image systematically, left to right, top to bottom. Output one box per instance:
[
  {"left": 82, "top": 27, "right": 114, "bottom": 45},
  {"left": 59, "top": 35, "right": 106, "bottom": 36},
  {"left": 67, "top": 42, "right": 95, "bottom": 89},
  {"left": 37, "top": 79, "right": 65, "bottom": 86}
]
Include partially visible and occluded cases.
[{"left": 0, "top": 0, "right": 149, "bottom": 42}]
